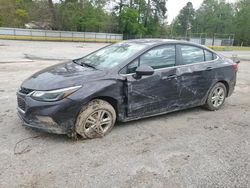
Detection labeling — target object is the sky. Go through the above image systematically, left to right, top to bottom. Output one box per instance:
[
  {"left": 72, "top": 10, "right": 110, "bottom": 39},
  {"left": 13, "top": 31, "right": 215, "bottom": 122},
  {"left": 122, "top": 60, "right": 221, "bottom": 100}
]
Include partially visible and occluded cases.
[
  {"left": 166, "top": 0, "right": 202, "bottom": 23},
  {"left": 167, "top": 0, "right": 237, "bottom": 23}
]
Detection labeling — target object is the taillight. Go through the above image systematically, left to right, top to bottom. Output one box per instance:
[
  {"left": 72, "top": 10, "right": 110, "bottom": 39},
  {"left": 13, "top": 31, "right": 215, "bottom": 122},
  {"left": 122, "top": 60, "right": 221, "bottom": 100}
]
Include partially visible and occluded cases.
[{"left": 233, "top": 63, "right": 238, "bottom": 71}]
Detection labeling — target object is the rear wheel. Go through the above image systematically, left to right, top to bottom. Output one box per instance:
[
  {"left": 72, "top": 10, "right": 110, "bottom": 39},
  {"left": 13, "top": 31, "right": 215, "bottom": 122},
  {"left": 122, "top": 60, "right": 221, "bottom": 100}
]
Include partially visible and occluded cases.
[
  {"left": 204, "top": 82, "right": 227, "bottom": 111},
  {"left": 75, "top": 99, "right": 116, "bottom": 139}
]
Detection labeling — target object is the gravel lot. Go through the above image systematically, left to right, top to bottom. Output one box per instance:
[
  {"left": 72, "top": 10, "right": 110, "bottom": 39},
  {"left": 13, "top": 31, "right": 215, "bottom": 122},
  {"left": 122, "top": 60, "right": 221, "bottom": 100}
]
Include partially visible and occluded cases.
[{"left": 0, "top": 40, "right": 250, "bottom": 188}]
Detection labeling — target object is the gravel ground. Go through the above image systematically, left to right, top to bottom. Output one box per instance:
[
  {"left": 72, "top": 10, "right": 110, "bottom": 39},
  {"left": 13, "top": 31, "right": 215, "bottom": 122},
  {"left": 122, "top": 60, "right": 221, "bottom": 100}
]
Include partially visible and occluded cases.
[{"left": 0, "top": 40, "right": 250, "bottom": 188}]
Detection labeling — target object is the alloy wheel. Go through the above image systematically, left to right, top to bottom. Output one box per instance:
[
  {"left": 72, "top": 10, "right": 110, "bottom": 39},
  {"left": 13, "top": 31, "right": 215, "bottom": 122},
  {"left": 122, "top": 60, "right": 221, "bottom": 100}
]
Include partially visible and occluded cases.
[{"left": 211, "top": 86, "right": 225, "bottom": 108}]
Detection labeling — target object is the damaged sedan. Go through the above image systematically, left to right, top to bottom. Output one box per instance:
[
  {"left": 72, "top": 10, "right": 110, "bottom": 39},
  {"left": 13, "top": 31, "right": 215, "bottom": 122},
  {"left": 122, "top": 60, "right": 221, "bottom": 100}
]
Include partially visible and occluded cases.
[{"left": 17, "top": 39, "right": 238, "bottom": 139}]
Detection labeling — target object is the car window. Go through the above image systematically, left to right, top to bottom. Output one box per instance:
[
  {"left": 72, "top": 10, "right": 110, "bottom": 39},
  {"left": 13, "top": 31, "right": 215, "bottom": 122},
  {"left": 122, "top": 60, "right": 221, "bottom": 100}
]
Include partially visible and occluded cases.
[
  {"left": 76, "top": 42, "right": 147, "bottom": 70},
  {"left": 140, "top": 45, "right": 176, "bottom": 69},
  {"left": 180, "top": 45, "right": 205, "bottom": 65},
  {"left": 204, "top": 50, "right": 214, "bottom": 61},
  {"left": 127, "top": 59, "right": 139, "bottom": 74}
]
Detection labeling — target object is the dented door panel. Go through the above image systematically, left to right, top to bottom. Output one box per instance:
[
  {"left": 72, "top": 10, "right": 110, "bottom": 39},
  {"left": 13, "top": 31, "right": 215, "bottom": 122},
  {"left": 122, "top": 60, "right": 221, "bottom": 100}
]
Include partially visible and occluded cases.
[
  {"left": 176, "top": 62, "right": 215, "bottom": 106},
  {"left": 126, "top": 67, "right": 179, "bottom": 118}
]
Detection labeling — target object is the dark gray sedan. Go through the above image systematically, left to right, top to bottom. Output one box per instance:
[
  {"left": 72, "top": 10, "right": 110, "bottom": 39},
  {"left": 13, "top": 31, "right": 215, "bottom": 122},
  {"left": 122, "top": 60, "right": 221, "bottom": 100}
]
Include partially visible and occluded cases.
[{"left": 17, "top": 39, "right": 238, "bottom": 139}]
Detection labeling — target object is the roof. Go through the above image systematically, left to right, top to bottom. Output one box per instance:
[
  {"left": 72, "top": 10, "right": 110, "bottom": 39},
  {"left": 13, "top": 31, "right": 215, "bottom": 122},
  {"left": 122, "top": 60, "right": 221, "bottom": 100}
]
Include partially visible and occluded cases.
[
  {"left": 120, "top": 38, "right": 215, "bottom": 53},
  {"left": 123, "top": 39, "right": 178, "bottom": 45}
]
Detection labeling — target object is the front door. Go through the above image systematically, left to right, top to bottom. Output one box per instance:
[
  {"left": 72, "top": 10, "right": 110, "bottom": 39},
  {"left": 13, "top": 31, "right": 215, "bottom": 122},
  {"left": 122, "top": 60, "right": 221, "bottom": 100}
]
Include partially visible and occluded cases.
[{"left": 124, "top": 45, "right": 179, "bottom": 118}]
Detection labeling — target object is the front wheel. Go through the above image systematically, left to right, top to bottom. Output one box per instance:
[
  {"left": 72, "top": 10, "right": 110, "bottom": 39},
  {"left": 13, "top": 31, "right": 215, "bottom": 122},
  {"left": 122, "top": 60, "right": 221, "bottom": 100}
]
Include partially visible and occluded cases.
[
  {"left": 204, "top": 82, "right": 227, "bottom": 111},
  {"left": 75, "top": 99, "right": 116, "bottom": 139}
]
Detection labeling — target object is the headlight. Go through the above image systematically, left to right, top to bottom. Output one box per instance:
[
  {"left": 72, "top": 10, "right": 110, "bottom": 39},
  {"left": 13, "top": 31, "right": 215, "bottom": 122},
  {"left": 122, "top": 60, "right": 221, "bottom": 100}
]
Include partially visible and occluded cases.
[{"left": 30, "top": 86, "right": 81, "bottom": 102}]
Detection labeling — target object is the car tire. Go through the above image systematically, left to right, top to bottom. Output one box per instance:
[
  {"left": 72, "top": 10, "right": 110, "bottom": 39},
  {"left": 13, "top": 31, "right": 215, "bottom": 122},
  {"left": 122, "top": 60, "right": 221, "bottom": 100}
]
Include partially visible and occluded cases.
[
  {"left": 204, "top": 82, "right": 227, "bottom": 111},
  {"left": 75, "top": 99, "right": 116, "bottom": 139}
]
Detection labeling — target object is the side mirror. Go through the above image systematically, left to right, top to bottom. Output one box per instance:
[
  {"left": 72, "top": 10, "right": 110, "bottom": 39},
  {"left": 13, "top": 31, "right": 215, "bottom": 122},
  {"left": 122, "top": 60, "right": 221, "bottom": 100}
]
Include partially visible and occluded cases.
[
  {"left": 232, "top": 55, "right": 240, "bottom": 64},
  {"left": 235, "top": 59, "right": 241, "bottom": 64},
  {"left": 134, "top": 65, "right": 154, "bottom": 79}
]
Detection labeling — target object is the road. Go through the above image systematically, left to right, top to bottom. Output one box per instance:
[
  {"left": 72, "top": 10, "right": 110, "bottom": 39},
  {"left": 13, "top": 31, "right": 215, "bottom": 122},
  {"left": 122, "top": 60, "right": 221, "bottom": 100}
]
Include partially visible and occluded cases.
[{"left": 0, "top": 40, "right": 249, "bottom": 187}]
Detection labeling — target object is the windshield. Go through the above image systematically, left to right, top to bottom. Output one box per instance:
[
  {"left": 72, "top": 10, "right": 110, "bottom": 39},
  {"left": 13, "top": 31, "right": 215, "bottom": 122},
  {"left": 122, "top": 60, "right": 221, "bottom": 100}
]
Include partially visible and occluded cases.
[{"left": 75, "top": 42, "right": 147, "bottom": 70}]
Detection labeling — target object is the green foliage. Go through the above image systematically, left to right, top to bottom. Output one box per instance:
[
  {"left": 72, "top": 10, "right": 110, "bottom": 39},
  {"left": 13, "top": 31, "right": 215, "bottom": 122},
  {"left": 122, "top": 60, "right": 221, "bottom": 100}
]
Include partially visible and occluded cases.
[
  {"left": 0, "top": 0, "right": 250, "bottom": 45},
  {"left": 0, "top": 0, "right": 30, "bottom": 27},
  {"left": 171, "top": 0, "right": 250, "bottom": 45},
  {"left": 191, "top": 0, "right": 234, "bottom": 35},
  {"left": 234, "top": 0, "right": 250, "bottom": 45},
  {"left": 59, "top": 1, "right": 114, "bottom": 32},
  {"left": 121, "top": 7, "right": 146, "bottom": 35},
  {"left": 15, "top": 8, "right": 29, "bottom": 27}
]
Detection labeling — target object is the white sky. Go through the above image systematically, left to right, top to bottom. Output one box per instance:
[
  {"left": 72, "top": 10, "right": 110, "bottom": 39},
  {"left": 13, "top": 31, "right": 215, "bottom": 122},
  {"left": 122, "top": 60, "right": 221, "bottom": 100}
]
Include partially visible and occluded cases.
[
  {"left": 167, "top": 0, "right": 238, "bottom": 23},
  {"left": 167, "top": 0, "right": 202, "bottom": 23}
]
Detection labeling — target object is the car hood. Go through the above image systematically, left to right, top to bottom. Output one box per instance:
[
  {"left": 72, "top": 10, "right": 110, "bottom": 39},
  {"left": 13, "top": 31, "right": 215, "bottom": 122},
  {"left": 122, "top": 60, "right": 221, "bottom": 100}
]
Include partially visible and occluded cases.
[{"left": 21, "top": 61, "right": 105, "bottom": 90}]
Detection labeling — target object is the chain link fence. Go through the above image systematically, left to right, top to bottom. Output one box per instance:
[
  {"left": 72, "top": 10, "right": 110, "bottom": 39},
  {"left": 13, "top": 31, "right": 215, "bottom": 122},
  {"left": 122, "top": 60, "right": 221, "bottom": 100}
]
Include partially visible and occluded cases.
[
  {"left": 0, "top": 27, "right": 123, "bottom": 43},
  {"left": 0, "top": 27, "right": 235, "bottom": 48},
  {"left": 124, "top": 33, "right": 235, "bottom": 47}
]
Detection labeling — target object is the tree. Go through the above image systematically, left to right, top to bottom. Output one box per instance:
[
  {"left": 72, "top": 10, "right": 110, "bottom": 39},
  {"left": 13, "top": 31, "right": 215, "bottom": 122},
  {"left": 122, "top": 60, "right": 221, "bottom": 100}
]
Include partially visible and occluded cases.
[
  {"left": 0, "top": 0, "right": 30, "bottom": 27},
  {"left": 48, "top": 0, "right": 58, "bottom": 29},
  {"left": 191, "top": 0, "right": 234, "bottom": 35},
  {"left": 234, "top": 0, "right": 250, "bottom": 45},
  {"left": 172, "top": 2, "right": 195, "bottom": 37},
  {"left": 121, "top": 7, "right": 146, "bottom": 35}
]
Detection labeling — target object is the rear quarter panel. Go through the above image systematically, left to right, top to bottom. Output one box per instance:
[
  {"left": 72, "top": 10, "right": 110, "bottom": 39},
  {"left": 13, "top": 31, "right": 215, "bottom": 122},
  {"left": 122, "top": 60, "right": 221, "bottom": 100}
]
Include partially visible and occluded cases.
[{"left": 210, "top": 57, "right": 236, "bottom": 98}]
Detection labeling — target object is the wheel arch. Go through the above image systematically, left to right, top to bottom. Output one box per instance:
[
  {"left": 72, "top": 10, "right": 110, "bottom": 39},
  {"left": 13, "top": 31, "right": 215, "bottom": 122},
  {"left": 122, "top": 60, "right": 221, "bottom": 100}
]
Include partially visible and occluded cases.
[{"left": 93, "top": 96, "right": 118, "bottom": 116}]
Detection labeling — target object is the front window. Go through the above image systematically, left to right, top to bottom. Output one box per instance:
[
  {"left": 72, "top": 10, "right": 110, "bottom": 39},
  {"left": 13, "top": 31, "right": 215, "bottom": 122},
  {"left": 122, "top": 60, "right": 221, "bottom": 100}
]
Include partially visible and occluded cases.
[
  {"left": 74, "top": 42, "right": 147, "bottom": 70},
  {"left": 125, "top": 45, "right": 176, "bottom": 74},
  {"left": 140, "top": 45, "right": 176, "bottom": 69}
]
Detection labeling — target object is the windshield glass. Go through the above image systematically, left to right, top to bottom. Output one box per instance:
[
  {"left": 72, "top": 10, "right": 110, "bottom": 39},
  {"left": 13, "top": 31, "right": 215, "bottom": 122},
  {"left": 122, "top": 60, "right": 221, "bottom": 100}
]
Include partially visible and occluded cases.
[{"left": 76, "top": 42, "right": 147, "bottom": 70}]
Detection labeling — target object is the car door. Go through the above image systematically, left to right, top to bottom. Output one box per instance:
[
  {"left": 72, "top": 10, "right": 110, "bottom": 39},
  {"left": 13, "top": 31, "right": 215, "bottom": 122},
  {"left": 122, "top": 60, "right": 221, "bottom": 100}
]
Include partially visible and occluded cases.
[
  {"left": 123, "top": 45, "right": 179, "bottom": 118},
  {"left": 176, "top": 45, "right": 216, "bottom": 107}
]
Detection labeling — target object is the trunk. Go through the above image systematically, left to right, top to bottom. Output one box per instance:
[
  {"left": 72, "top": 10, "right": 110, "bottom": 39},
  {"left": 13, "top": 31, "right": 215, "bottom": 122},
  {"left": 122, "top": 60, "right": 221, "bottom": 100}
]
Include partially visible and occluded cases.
[
  {"left": 48, "top": 0, "right": 57, "bottom": 30},
  {"left": 79, "top": 0, "right": 84, "bottom": 8},
  {"left": 119, "top": 0, "right": 123, "bottom": 32},
  {"left": 144, "top": 0, "right": 150, "bottom": 27}
]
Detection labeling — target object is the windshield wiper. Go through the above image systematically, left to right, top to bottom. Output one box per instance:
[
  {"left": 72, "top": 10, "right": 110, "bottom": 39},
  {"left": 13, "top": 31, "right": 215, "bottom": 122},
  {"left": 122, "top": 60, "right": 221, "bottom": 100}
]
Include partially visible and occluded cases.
[{"left": 73, "top": 59, "right": 97, "bottom": 69}]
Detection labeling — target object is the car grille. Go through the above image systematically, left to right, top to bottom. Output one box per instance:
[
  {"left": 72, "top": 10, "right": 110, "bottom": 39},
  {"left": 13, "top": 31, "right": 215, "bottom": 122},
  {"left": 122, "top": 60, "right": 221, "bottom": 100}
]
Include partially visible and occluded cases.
[
  {"left": 19, "top": 87, "right": 34, "bottom": 95},
  {"left": 17, "top": 97, "right": 26, "bottom": 111}
]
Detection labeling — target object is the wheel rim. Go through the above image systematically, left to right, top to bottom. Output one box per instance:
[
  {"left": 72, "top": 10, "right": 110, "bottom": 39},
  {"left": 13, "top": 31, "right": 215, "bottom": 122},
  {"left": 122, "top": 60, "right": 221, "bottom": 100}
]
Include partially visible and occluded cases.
[
  {"left": 211, "top": 86, "right": 225, "bottom": 108},
  {"left": 83, "top": 109, "right": 113, "bottom": 138}
]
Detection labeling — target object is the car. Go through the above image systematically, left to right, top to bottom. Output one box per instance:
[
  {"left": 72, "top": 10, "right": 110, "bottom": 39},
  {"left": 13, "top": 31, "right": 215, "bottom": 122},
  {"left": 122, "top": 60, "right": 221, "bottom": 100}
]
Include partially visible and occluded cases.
[{"left": 17, "top": 39, "right": 238, "bottom": 139}]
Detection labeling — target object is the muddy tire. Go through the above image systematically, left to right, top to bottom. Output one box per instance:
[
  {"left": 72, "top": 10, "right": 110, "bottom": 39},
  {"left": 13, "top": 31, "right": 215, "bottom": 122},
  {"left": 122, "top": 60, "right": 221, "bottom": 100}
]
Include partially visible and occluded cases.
[
  {"left": 204, "top": 82, "right": 227, "bottom": 111},
  {"left": 75, "top": 99, "right": 116, "bottom": 139}
]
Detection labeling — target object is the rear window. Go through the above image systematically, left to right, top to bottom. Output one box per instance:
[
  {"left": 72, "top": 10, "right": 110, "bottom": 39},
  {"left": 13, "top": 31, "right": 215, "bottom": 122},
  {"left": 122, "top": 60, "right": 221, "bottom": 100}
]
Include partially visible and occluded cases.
[{"left": 204, "top": 50, "right": 214, "bottom": 61}]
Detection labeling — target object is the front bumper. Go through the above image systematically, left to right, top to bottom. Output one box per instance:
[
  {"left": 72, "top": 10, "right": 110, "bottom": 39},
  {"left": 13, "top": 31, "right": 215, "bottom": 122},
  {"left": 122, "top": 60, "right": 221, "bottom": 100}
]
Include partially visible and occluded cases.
[
  {"left": 17, "top": 92, "right": 81, "bottom": 135},
  {"left": 17, "top": 110, "right": 67, "bottom": 134}
]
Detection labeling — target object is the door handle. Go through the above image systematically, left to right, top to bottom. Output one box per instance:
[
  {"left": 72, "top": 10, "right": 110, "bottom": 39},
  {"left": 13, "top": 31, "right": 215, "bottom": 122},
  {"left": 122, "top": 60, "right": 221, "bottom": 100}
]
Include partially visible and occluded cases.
[
  {"left": 206, "top": 67, "right": 213, "bottom": 71},
  {"left": 162, "top": 75, "right": 177, "bottom": 80}
]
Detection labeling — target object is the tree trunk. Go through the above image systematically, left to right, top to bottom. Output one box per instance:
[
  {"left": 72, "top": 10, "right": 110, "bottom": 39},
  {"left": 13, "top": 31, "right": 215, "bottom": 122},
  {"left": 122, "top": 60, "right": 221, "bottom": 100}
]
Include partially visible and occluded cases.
[
  {"left": 48, "top": 0, "right": 57, "bottom": 30},
  {"left": 118, "top": 0, "right": 123, "bottom": 32},
  {"left": 144, "top": 0, "right": 150, "bottom": 27}
]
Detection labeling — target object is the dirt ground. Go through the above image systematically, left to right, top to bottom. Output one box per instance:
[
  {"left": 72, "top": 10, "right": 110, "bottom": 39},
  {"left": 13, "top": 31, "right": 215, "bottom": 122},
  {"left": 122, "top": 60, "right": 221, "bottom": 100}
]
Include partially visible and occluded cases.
[{"left": 0, "top": 40, "right": 250, "bottom": 188}]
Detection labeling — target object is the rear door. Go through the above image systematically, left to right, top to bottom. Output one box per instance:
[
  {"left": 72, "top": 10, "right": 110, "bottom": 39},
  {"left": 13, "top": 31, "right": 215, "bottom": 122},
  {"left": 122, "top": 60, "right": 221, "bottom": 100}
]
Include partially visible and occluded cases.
[
  {"left": 123, "top": 45, "right": 179, "bottom": 118},
  {"left": 176, "top": 45, "right": 216, "bottom": 106}
]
